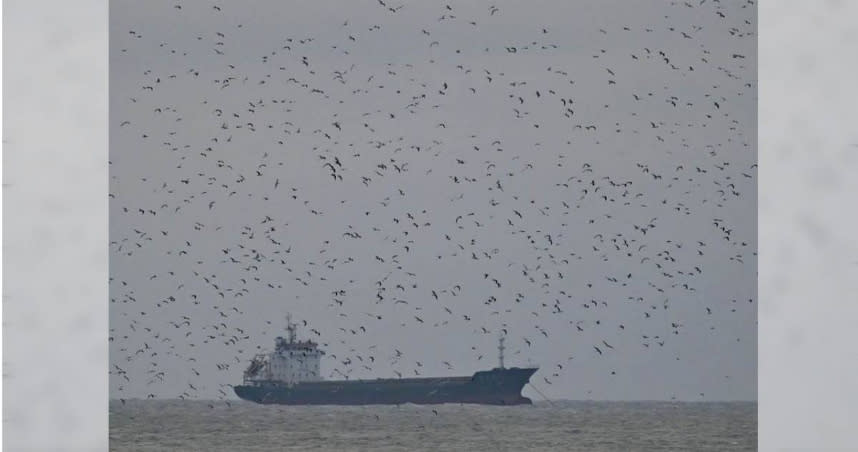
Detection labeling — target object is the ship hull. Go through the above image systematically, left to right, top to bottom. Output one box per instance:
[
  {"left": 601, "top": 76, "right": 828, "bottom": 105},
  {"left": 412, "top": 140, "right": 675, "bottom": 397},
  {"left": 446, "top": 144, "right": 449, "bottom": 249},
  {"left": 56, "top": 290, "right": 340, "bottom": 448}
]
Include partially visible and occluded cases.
[{"left": 234, "top": 367, "right": 537, "bottom": 406}]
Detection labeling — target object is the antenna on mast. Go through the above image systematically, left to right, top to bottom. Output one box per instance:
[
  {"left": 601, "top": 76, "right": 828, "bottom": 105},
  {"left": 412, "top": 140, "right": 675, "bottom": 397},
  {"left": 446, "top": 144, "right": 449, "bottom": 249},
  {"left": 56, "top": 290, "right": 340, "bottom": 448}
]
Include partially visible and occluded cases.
[
  {"left": 286, "top": 313, "right": 296, "bottom": 343},
  {"left": 498, "top": 333, "right": 506, "bottom": 369}
]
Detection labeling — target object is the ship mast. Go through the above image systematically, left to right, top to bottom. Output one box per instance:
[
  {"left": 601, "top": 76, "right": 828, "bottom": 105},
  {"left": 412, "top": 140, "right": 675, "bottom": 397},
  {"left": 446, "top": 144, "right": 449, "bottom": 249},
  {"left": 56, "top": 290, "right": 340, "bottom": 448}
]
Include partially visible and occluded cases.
[
  {"left": 286, "top": 313, "right": 296, "bottom": 344},
  {"left": 498, "top": 333, "right": 506, "bottom": 369}
]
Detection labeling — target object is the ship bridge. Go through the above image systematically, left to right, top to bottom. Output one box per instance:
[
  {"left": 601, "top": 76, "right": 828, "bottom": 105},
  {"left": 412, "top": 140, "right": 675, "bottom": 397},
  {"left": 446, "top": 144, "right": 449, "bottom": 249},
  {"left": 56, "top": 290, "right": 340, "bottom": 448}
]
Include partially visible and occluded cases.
[{"left": 245, "top": 315, "right": 325, "bottom": 385}]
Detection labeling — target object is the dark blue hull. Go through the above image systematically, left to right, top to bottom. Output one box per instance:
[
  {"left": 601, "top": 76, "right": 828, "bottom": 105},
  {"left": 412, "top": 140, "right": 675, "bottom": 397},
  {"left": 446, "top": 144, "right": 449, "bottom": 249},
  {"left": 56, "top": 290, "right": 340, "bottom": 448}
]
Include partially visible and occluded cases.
[{"left": 234, "top": 367, "right": 538, "bottom": 406}]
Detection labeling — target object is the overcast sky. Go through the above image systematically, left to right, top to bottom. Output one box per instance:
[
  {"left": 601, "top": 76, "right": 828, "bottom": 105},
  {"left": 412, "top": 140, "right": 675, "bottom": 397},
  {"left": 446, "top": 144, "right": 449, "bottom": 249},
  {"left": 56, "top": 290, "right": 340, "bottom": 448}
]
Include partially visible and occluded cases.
[{"left": 109, "top": 0, "right": 756, "bottom": 401}]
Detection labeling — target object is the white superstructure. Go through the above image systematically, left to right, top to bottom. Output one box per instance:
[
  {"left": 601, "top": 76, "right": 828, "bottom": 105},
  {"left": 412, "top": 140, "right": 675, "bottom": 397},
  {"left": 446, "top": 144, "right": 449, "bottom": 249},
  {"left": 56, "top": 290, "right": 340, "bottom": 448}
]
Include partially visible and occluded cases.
[{"left": 244, "top": 315, "right": 325, "bottom": 385}]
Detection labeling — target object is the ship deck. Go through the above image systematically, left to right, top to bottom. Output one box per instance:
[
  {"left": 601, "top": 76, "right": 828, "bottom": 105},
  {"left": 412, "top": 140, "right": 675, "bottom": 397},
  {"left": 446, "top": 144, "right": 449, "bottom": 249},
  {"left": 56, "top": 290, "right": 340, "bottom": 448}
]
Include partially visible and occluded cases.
[
  {"left": 245, "top": 367, "right": 538, "bottom": 387},
  {"left": 248, "top": 375, "right": 474, "bottom": 386}
]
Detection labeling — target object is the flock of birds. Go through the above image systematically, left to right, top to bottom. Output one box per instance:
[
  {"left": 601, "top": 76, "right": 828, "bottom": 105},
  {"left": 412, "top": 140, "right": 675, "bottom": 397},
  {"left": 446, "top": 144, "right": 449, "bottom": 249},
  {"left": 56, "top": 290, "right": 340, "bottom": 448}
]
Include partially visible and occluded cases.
[{"left": 110, "top": 0, "right": 756, "bottom": 404}]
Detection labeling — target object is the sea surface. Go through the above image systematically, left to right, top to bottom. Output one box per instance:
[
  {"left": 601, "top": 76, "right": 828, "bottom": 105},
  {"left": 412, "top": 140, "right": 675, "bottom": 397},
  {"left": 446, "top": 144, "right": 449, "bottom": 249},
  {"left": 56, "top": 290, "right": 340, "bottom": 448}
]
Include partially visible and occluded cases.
[{"left": 109, "top": 400, "right": 756, "bottom": 451}]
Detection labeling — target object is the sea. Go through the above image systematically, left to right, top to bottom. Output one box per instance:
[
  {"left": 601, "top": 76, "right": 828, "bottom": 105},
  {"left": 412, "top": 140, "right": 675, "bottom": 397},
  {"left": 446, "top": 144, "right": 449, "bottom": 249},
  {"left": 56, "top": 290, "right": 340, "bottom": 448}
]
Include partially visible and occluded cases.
[{"left": 109, "top": 400, "right": 756, "bottom": 451}]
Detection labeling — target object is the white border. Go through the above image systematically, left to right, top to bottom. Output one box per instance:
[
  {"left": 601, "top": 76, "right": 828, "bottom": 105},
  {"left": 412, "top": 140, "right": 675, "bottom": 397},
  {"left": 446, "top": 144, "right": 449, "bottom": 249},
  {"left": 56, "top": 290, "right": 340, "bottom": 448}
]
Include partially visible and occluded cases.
[
  {"left": 1, "top": 0, "right": 5, "bottom": 445},
  {"left": 3, "top": 0, "right": 108, "bottom": 450},
  {"left": 758, "top": 0, "right": 858, "bottom": 450}
]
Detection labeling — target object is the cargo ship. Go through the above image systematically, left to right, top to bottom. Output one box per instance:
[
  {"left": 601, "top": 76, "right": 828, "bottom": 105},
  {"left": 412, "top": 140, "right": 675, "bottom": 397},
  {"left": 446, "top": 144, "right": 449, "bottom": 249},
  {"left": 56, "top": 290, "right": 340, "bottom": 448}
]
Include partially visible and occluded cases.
[{"left": 234, "top": 316, "right": 538, "bottom": 405}]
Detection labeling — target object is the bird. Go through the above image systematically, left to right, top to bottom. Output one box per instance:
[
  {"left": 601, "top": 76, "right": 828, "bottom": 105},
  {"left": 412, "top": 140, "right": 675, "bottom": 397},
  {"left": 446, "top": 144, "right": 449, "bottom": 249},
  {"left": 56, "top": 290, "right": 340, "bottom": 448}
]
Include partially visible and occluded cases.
[{"left": 110, "top": 1, "right": 755, "bottom": 403}]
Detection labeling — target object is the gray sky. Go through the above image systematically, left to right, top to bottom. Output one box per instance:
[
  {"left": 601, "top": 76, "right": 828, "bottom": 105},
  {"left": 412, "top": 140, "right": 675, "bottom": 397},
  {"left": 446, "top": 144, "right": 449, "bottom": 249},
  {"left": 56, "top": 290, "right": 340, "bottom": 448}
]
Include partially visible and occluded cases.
[{"left": 109, "top": 0, "right": 756, "bottom": 401}]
